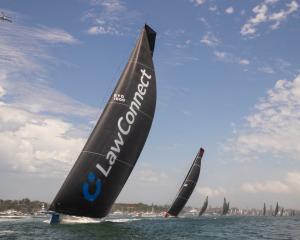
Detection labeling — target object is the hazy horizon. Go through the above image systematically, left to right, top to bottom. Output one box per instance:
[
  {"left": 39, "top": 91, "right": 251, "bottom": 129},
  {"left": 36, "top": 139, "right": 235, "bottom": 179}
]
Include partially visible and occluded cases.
[{"left": 0, "top": 0, "right": 300, "bottom": 210}]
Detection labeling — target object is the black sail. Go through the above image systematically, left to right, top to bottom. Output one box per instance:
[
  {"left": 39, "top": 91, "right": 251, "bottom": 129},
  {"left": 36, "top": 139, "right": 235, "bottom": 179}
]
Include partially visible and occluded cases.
[
  {"left": 49, "top": 25, "right": 157, "bottom": 218},
  {"left": 167, "top": 148, "right": 204, "bottom": 217},
  {"left": 198, "top": 196, "right": 208, "bottom": 216},
  {"left": 222, "top": 198, "right": 227, "bottom": 215},
  {"left": 222, "top": 198, "right": 229, "bottom": 215},
  {"left": 226, "top": 202, "right": 230, "bottom": 214},
  {"left": 274, "top": 202, "right": 279, "bottom": 216},
  {"left": 263, "top": 203, "right": 266, "bottom": 216},
  {"left": 280, "top": 207, "right": 284, "bottom": 216}
]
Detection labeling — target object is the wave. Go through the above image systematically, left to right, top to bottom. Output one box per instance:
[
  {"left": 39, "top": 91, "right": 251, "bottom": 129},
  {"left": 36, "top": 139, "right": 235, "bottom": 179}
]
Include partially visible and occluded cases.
[
  {"left": 0, "top": 215, "right": 29, "bottom": 219},
  {"left": 43, "top": 215, "right": 142, "bottom": 224},
  {"left": 0, "top": 216, "right": 30, "bottom": 222},
  {"left": 62, "top": 216, "right": 103, "bottom": 224},
  {"left": 105, "top": 218, "right": 141, "bottom": 223},
  {"left": 0, "top": 230, "right": 15, "bottom": 236}
]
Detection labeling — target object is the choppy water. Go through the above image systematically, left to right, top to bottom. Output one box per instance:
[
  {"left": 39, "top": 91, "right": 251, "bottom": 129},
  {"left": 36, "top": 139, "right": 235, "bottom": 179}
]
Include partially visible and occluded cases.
[{"left": 0, "top": 216, "right": 299, "bottom": 240}]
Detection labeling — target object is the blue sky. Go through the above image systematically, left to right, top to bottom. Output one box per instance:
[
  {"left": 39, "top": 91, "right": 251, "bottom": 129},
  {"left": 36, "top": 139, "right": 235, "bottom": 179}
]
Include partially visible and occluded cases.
[{"left": 0, "top": 0, "right": 300, "bottom": 210}]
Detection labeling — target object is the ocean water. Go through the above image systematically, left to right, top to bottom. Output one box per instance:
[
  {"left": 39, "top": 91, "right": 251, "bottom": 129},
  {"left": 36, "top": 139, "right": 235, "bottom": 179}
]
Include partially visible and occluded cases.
[{"left": 0, "top": 216, "right": 300, "bottom": 240}]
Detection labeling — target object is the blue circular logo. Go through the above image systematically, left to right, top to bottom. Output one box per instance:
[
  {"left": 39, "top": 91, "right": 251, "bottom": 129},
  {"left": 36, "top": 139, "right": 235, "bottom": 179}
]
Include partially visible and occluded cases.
[{"left": 83, "top": 172, "right": 102, "bottom": 202}]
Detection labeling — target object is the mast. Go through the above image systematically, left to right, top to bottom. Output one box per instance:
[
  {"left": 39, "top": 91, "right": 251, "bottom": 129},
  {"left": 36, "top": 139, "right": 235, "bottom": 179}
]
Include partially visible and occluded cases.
[
  {"left": 49, "top": 24, "right": 157, "bottom": 219},
  {"left": 166, "top": 148, "right": 204, "bottom": 217},
  {"left": 198, "top": 196, "right": 208, "bottom": 216}
]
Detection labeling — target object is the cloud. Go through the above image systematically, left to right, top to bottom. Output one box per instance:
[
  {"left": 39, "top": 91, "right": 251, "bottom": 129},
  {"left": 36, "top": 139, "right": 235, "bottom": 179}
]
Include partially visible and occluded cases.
[
  {"left": 83, "top": 0, "right": 140, "bottom": 36},
  {"left": 91, "top": 0, "right": 125, "bottom": 12},
  {"left": 191, "top": 0, "right": 206, "bottom": 7},
  {"left": 241, "top": 0, "right": 299, "bottom": 36},
  {"left": 269, "top": 1, "right": 299, "bottom": 29},
  {"left": 241, "top": 3, "right": 268, "bottom": 36},
  {"left": 209, "top": 5, "right": 218, "bottom": 12},
  {"left": 225, "top": 7, "right": 234, "bottom": 14},
  {"left": 0, "top": 13, "right": 98, "bottom": 176},
  {"left": 0, "top": 16, "right": 78, "bottom": 45},
  {"left": 0, "top": 19, "right": 97, "bottom": 119},
  {"left": 0, "top": 22, "right": 78, "bottom": 74},
  {"left": 87, "top": 25, "right": 120, "bottom": 35},
  {"left": 32, "top": 27, "right": 78, "bottom": 44},
  {"left": 162, "top": 29, "right": 199, "bottom": 66},
  {"left": 201, "top": 32, "right": 220, "bottom": 47},
  {"left": 176, "top": 39, "right": 192, "bottom": 49},
  {"left": 213, "top": 51, "right": 250, "bottom": 66},
  {"left": 214, "top": 51, "right": 227, "bottom": 60},
  {"left": 255, "top": 58, "right": 294, "bottom": 76},
  {"left": 239, "top": 59, "right": 250, "bottom": 65},
  {"left": 259, "top": 66, "right": 275, "bottom": 74},
  {"left": 226, "top": 74, "right": 300, "bottom": 160},
  {"left": 8, "top": 81, "right": 98, "bottom": 118},
  {"left": 0, "top": 85, "right": 5, "bottom": 98},
  {"left": 0, "top": 101, "right": 85, "bottom": 176},
  {"left": 135, "top": 167, "right": 169, "bottom": 184},
  {"left": 242, "top": 171, "right": 300, "bottom": 193},
  {"left": 242, "top": 181, "right": 289, "bottom": 193},
  {"left": 197, "top": 187, "right": 227, "bottom": 197}
]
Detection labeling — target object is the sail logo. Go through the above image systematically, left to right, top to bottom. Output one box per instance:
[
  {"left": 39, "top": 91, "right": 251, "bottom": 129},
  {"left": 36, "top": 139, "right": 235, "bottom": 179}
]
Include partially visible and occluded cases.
[
  {"left": 96, "top": 68, "right": 152, "bottom": 178},
  {"left": 113, "top": 94, "right": 125, "bottom": 102},
  {"left": 82, "top": 172, "right": 102, "bottom": 202}
]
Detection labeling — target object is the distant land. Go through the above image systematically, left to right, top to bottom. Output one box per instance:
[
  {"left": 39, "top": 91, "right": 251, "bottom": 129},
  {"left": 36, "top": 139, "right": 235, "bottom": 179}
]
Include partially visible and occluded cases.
[
  {"left": 0, "top": 198, "right": 48, "bottom": 215},
  {"left": 0, "top": 199, "right": 299, "bottom": 216},
  {"left": 0, "top": 199, "right": 169, "bottom": 215}
]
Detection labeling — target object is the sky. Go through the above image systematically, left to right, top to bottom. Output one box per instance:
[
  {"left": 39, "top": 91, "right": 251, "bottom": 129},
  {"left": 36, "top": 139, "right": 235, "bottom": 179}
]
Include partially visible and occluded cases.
[{"left": 0, "top": 0, "right": 299, "bottom": 210}]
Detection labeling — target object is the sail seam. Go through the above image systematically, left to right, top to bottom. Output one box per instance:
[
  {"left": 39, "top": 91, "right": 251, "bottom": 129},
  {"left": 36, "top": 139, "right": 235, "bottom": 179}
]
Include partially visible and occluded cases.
[
  {"left": 129, "top": 59, "right": 154, "bottom": 71},
  {"left": 108, "top": 101, "right": 153, "bottom": 120},
  {"left": 82, "top": 150, "right": 133, "bottom": 168},
  {"left": 193, "top": 164, "right": 201, "bottom": 168}
]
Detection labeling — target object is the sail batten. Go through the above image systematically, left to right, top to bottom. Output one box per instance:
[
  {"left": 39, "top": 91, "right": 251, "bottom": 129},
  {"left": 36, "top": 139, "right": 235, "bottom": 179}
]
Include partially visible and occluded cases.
[
  {"left": 49, "top": 24, "right": 157, "bottom": 219},
  {"left": 166, "top": 148, "right": 204, "bottom": 217}
]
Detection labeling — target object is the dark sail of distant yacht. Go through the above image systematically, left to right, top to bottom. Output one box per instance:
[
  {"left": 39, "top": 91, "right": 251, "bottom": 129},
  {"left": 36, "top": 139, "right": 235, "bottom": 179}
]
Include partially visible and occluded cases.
[
  {"left": 49, "top": 24, "right": 157, "bottom": 222},
  {"left": 165, "top": 148, "right": 205, "bottom": 217},
  {"left": 198, "top": 196, "right": 208, "bottom": 216},
  {"left": 222, "top": 198, "right": 230, "bottom": 215},
  {"left": 222, "top": 198, "right": 226, "bottom": 215},
  {"left": 226, "top": 201, "right": 230, "bottom": 214},
  {"left": 274, "top": 202, "right": 279, "bottom": 216},
  {"left": 263, "top": 203, "right": 266, "bottom": 216},
  {"left": 280, "top": 208, "right": 284, "bottom": 217},
  {"left": 291, "top": 210, "right": 295, "bottom": 216}
]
